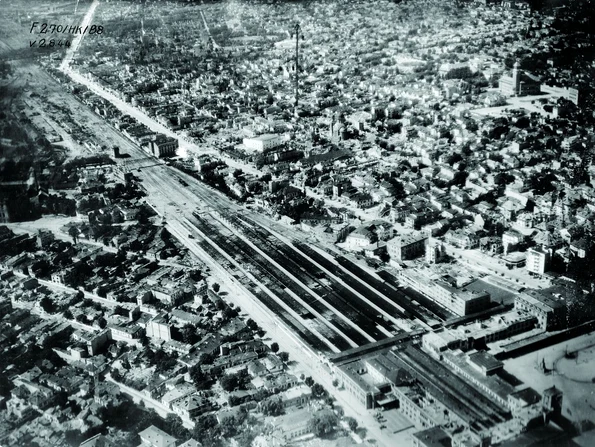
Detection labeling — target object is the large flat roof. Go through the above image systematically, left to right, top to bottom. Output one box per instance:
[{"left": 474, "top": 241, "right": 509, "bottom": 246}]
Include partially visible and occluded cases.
[
  {"left": 517, "top": 290, "right": 565, "bottom": 311},
  {"left": 468, "top": 351, "right": 504, "bottom": 372}
]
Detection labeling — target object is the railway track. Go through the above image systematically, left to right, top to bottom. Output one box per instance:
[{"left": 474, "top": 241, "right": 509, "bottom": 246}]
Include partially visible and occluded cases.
[
  {"left": 190, "top": 212, "right": 355, "bottom": 352},
  {"left": 228, "top": 214, "right": 397, "bottom": 340},
  {"left": 177, "top": 216, "right": 337, "bottom": 353},
  {"left": 169, "top": 218, "right": 332, "bottom": 354},
  {"left": 229, "top": 218, "right": 385, "bottom": 330},
  {"left": 292, "top": 242, "right": 411, "bottom": 323},
  {"left": 336, "top": 258, "right": 446, "bottom": 324}
]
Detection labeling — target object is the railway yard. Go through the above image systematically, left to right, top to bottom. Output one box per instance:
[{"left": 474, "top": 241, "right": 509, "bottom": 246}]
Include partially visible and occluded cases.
[{"left": 184, "top": 207, "right": 459, "bottom": 354}]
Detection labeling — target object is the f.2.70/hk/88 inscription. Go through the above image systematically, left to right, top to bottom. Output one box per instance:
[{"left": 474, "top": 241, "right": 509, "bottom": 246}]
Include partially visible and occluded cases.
[{"left": 30, "top": 22, "right": 104, "bottom": 35}]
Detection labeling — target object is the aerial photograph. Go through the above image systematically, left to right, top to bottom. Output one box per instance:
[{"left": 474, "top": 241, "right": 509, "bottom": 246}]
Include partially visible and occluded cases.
[{"left": 0, "top": 0, "right": 594, "bottom": 446}]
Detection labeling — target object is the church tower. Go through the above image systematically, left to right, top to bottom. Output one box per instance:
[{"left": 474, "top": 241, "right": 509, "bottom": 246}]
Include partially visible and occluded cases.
[{"left": 329, "top": 112, "right": 346, "bottom": 142}]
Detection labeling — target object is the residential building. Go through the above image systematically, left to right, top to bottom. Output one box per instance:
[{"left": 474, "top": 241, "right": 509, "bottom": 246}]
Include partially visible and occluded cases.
[
  {"left": 439, "top": 62, "right": 472, "bottom": 78},
  {"left": 345, "top": 228, "right": 375, "bottom": 248},
  {"left": 445, "top": 229, "right": 479, "bottom": 249},
  {"left": 502, "top": 229, "right": 523, "bottom": 254},
  {"left": 387, "top": 233, "right": 427, "bottom": 262},
  {"left": 480, "top": 237, "right": 503, "bottom": 256},
  {"left": 425, "top": 238, "right": 446, "bottom": 264},
  {"left": 570, "top": 238, "right": 589, "bottom": 259},
  {"left": 526, "top": 247, "right": 549, "bottom": 275},
  {"left": 109, "top": 325, "right": 142, "bottom": 344},
  {"left": 73, "top": 330, "right": 110, "bottom": 356},
  {"left": 280, "top": 384, "right": 312, "bottom": 408},
  {"left": 171, "top": 393, "right": 212, "bottom": 419},
  {"left": 274, "top": 408, "right": 312, "bottom": 441},
  {"left": 80, "top": 434, "right": 114, "bottom": 447},
  {"left": 179, "top": 440, "right": 202, "bottom": 447}
]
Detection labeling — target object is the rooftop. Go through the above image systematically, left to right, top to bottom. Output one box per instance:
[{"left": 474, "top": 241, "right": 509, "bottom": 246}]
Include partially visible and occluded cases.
[
  {"left": 245, "top": 133, "right": 282, "bottom": 142},
  {"left": 517, "top": 289, "right": 565, "bottom": 311},
  {"left": 467, "top": 351, "right": 504, "bottom": 373},
  {"left": 138, "top": 425, "right": 177, "bottom": 447},
  {"left": 412, "top": 426, "right": 452, "bottom": 447}
]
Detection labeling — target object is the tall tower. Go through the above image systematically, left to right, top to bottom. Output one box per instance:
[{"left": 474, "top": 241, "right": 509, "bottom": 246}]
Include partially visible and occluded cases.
[
  {"left": 138, "top": 0, "right": 151, "bottom": 63},
  {"left": 140, "top": 0, "right": 151, "bottom": 47},
  {"left": 140, "top": 17, "right": 146, "bottom": 43},
  {"left": 293, "top": 23, "right": 301, "bottom": 113},
  {"left": 512, "top": 60, "right": 521, "bottom": 96},
  {"left": 26, "top": 167, "right": 39, "bottom": 195},
  {"left": 0, "top": 200, "right": 10, "bottom": 223},
  {"left": 542, "top": 386, "right": 563, "bottom": 415}
]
